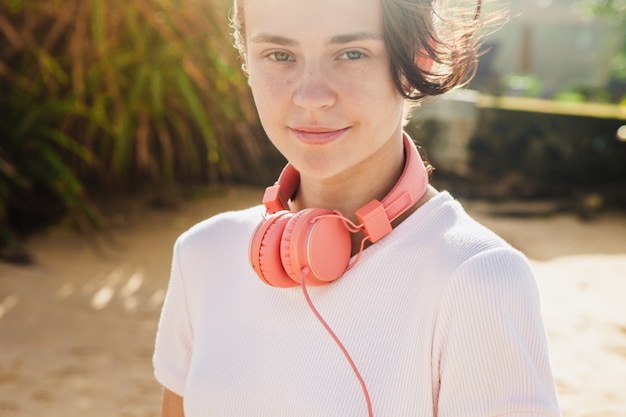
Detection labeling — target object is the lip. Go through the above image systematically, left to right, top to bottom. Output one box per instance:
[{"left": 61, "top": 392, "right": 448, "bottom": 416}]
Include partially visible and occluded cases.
[{"left": 289, "top": 126, "right": 350, "bottom": 145}]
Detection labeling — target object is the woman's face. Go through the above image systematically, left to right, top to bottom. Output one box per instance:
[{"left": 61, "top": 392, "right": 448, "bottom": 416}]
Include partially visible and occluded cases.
[{"left": 244, "top": 0, "right": 406, "bottom": 182}]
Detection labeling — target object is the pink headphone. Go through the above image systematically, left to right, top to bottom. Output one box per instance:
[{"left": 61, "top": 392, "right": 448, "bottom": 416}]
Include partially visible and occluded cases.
[{"left": 248, "top": 133, "right": 429, "bottom": 288}]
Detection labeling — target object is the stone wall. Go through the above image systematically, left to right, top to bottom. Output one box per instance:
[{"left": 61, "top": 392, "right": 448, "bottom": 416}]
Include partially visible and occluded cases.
[{"left": 408, "top": 93, "right": 626, "bottom": 209}]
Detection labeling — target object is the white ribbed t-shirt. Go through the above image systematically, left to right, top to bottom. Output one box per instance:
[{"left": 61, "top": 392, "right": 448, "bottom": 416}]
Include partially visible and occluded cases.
[{"left": 153, "top": 192, "right": 561, "bottom": 417}]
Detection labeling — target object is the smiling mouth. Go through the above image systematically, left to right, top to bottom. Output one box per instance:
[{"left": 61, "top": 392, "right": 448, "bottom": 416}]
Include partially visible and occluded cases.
[{"left": 289, "top": 126, "right": 350, "bottom": 145}]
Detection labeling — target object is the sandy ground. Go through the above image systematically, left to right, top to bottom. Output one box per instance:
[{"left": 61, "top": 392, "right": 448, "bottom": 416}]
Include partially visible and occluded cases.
[{"left": 0, "top": 186, "right": 625, "bottom": 417}]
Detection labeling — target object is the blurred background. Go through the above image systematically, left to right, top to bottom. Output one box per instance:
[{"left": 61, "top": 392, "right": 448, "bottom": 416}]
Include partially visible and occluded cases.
[
  {"left": 0, "top": 0, "right": 625, "bottom": 416},
  {"left": 0, "top": 0, "right": 625, "bottom": 256},
  {"left": 0, "top": 0, "right": 282, "bottom": 261},
  {"left": 413, "top": 0, "right": 626, "bottom": 208}
]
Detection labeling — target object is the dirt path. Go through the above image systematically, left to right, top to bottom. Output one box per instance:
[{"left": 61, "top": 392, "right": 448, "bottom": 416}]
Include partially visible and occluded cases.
[{"left": 1, "top": 187, "right": 625, "bottom": 417}]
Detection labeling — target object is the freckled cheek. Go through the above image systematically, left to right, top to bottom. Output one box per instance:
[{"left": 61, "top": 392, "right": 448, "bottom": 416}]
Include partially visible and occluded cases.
[
  {"left": 250, "top": 70, "right": 295, "bottom": 98},
  {"left": 341, "top": 73, "right": 398, "bottom": 102},
  {"left": 249, "top": 81, "right": 293, "bottom": 133},
  {"left": 250, "top": 82, "right": 285, "bottom": 114}
]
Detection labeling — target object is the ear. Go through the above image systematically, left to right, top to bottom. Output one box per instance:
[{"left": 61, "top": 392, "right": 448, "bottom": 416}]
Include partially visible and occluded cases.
[
  {"left": 416, "top": 37, "right": 436, "bottom": 74},
  {"left": 416, "top": 39, "right": 436, "bottom": 73},
  {"left": 416, "top": 54, "right": 434, "bottom": 73}
]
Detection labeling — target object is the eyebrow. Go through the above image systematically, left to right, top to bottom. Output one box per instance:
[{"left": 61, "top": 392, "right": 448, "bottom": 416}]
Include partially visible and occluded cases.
[
  {"left": 250, "top": 32, "right": 384, "bottom": 46},
  {"left": 328, "top": 32, "right": 384, "bottom": 45},
  {"left": 250, "top": 34, "right": 297, "bottom": 46}
]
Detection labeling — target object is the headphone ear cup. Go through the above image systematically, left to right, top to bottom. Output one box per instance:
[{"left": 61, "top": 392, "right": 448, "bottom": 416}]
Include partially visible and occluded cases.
[
  {"left": 280, "top": 208, "right": 352, "bottom": 286},
  {"left": 280, "top": 210, "right": 328, "bottom": 286},
  {"left": 249, "top": 211, "right": 299, "bottom": 288}
]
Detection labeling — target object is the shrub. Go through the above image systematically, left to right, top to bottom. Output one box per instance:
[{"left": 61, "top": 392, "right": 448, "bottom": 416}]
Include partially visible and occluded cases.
[{"left": 0, "top": 0, "right": 275, "bottom": 253}]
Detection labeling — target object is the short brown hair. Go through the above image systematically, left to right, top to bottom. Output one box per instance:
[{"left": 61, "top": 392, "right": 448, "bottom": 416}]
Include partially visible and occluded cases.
[{"left": 231, "top": 0, "right": 494, "bottom": 102}]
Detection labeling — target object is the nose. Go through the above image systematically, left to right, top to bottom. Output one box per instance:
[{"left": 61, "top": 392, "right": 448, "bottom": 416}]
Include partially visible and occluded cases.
[{"left": 292, "top": 62, "right": 337, "bottom": 111}]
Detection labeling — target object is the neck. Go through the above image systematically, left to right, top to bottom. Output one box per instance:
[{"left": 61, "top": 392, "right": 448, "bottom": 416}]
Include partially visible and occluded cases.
[
  {"left": 288, "top": 133, "right": 408, "bottom": 255},
  {"left": 290, "top": 134, "right": 405, "bottom": 224}
]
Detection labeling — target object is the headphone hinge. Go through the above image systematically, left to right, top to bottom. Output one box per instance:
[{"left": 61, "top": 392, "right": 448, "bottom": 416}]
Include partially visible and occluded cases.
[{"left": 356, "top": 200, "right": 393, "bottom": 243}]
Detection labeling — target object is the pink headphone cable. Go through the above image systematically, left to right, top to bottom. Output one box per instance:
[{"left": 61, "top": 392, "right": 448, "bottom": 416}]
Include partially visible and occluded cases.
[{"left": 300, "top": 268, "right": 374, "bottom": 417}]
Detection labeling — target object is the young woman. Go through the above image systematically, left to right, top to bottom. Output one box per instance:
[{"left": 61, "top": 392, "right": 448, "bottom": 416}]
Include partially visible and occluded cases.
[{"left": 153, "top": 0, "right": 562, "bottom": 416}]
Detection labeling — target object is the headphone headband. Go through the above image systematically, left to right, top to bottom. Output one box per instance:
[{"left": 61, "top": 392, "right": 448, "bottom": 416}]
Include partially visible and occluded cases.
[{"left": 261, "top": 133, "right": 428, "bottom": 242}]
